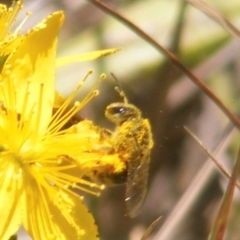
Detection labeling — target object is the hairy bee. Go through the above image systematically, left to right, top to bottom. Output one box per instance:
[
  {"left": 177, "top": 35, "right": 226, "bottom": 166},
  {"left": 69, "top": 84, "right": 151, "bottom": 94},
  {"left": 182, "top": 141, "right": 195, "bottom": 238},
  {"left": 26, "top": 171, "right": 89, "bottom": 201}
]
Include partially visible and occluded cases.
[{"left": 101, "top": 75, "right": 154, "bottom": 218}]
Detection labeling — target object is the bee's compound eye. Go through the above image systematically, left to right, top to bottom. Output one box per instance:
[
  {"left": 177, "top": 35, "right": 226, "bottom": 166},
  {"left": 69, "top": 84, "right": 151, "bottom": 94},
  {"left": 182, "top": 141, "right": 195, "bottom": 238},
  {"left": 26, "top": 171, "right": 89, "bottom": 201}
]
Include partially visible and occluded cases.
[
  {"left": 105, "top": 106, "right": 127, "bottom": 124},
  {"left": 109, "top": 106, "right": 126, "bottom": 115}
]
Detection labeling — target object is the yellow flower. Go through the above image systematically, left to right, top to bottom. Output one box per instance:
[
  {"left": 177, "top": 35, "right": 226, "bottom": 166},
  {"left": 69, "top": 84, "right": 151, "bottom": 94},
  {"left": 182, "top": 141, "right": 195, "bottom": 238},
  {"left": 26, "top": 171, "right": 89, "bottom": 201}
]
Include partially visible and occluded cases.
[
  {"left": 0, "top": 1, "right": 25, "bottom": 64},
  {"left": 0, "top": 4, "right": 123, "bottom": 240}
]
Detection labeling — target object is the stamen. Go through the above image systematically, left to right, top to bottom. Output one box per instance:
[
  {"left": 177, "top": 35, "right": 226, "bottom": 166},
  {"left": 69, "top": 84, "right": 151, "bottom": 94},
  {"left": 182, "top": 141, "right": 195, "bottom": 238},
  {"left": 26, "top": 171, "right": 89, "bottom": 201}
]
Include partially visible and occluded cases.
[
  {"left": 0, "top": 1, "right": 22, "bottom": 40},
  {"left": 14, "top": 11, "right": 32, "bottom": 35},
  {"left": 48, "top": 70, "right": 105, "bottom": 135},
  {"left": 49, "top": 70, "right": 93, "bottom": 129},
  {"left": 67, "top": 73, "right": 107, "bottom": 118},
  {"left": 100, "top": 73, "right": 106, "bottom": 80},
  {"left": 18, "top": 80, "right": 31, "bottom": 130},
  {"left": 34, "top": 83, "right": 44, "bottom": 138},
  {"left": 49, "top": 102, "right": 79, "bottom": 133},
  {"left": 16, "top": 105, "right": 35, "bottom": 152},
  {"left": 34, "top": 156, "right": 104, "bottom": 196},
  {"left": 44, "top": 171, "right": 102, "bottom": 196},
  {"left": 37, "top": 182, "right": 56, "bottom": 229}
]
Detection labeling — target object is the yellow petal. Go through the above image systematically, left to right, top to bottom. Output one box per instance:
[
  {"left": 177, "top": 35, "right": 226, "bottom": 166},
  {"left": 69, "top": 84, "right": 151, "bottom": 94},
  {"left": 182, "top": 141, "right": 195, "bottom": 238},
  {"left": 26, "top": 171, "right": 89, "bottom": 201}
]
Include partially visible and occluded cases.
[
  {"left": 1, "top": 11, "right": 64, "bottom": 130},
  {"left": 0, "top": 36, "right": 23, "bottom": 59},
  {"left": 56, "top": 48, "right": 121, "bottom": 67},
  {"left": 0, "top": 154, "right": 24, "bottom": 240},
  {"left": 23, "top": 179, "right": 99, "bottom": 240}
]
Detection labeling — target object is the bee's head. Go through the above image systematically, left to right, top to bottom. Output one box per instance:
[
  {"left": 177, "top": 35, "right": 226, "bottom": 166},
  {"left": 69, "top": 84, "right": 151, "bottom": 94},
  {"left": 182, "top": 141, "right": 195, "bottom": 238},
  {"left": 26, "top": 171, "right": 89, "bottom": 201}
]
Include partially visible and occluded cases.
[
  {"left": 105, "top": 73, "right": 142, "bottom": 125},
  {"left": 105, "top": 103, "right": 141, "bottom": 125}
]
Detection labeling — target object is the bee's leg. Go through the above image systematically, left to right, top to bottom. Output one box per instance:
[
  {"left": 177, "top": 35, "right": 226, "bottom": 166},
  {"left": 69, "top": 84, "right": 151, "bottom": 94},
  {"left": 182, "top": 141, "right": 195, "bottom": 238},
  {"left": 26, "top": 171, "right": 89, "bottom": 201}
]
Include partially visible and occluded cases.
[
  {"left": 90, "top": 128, "right": 115, "bottom": 154},
  {"left": 100, "top": 128, "right": 113, "bottom": 139}
]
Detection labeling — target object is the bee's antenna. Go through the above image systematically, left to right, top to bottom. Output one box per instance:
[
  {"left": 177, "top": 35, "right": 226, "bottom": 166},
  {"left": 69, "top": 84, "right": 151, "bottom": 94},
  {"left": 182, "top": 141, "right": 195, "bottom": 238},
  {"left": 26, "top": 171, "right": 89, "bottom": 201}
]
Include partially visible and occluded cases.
[{"left": 110, "top": 72, "right": 128, "bottom": 103}]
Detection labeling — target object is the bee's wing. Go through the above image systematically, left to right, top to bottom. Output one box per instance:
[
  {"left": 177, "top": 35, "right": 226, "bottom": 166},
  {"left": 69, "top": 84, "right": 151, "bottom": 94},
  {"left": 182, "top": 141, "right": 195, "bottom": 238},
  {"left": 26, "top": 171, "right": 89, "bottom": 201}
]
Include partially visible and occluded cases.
[{"left": 125, "top": 150, "right": 150, "bottom": 218}]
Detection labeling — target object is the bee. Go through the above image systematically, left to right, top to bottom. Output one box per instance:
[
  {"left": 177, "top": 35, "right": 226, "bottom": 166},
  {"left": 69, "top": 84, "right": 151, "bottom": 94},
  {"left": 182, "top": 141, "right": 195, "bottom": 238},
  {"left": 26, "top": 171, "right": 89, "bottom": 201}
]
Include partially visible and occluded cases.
[{"left": 102, "top": 74, "right": 154, "bottom": 218}]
